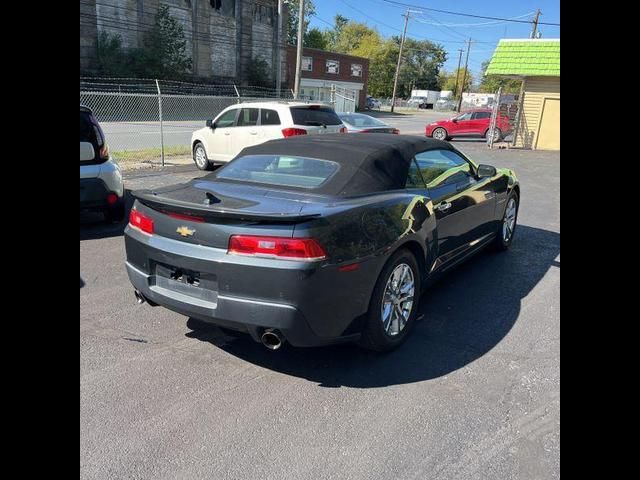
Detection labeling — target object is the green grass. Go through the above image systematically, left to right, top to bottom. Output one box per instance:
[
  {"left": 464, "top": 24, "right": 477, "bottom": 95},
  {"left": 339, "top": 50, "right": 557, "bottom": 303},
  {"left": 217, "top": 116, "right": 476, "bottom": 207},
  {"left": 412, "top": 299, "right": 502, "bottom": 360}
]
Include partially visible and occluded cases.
[{"left": 112, "top": 145, "right": 191, "bottom": 164}]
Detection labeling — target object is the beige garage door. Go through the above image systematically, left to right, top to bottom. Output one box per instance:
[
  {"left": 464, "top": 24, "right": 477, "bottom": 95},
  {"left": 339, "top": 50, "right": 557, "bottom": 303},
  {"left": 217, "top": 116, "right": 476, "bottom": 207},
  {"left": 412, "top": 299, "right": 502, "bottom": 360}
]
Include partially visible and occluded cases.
[{"left": 536, "top": 98, "right": 560, "bottom": 150}]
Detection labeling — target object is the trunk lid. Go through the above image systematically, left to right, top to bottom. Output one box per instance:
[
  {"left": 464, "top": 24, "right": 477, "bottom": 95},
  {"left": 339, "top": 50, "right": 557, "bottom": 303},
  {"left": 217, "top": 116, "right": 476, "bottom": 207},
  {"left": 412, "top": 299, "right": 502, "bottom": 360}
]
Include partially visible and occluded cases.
[{"left": 133, "top": 180, "right": 323, "bottom": 249}]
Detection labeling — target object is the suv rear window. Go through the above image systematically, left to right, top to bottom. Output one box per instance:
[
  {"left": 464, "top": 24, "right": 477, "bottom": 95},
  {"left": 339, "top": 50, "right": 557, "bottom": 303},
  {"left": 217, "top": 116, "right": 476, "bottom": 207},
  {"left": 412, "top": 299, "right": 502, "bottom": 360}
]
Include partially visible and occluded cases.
[
  {"left": 290, "top": 106, "right": 342, "bottom": 126},
  {"left": 80, "top": 110, "right": 105, "bottom": 164},
  {"left": 216, "top": 154, "right": 339, "bottom": 189}
]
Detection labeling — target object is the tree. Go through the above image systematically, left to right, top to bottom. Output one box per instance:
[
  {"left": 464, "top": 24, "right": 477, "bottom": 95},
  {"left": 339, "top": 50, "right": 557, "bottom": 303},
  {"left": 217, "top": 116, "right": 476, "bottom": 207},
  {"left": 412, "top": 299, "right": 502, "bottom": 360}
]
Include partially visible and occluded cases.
[
  {"left": 285, "top": 0, "right": 316, "bottom": 46},
  {"left": 142, "top": 4, "right": 192, "bottom": 79},
  {"left": 324, "top": 14, "right": 349, "bottom": 50},
  {"left": 333, "top": 21, "right": 381, "bottom": 54},
  {"left": 304, "top": 27, "right": 327, "bottom": 50},
  {"left": 96, "top": 31, "right": 131, "bottom": 77},
  {"left": 398, "top": 38, "right": 447, "bottom": 96},
  {"left": 247, "top": 56, "right": 273, "bottom": 88},
  {"left": 478, "top": 60, "right": 522, "bottom": 94},
  {"left": 440, "top": 68, "right": 473, "bottom": 98}
]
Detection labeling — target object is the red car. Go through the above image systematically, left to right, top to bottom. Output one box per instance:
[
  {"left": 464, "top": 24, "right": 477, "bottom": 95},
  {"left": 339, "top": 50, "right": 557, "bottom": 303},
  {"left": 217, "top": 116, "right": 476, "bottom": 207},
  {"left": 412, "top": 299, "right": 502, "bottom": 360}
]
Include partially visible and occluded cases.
[{"left": 425, "top": 108, "right": 510, "bottom": 142}]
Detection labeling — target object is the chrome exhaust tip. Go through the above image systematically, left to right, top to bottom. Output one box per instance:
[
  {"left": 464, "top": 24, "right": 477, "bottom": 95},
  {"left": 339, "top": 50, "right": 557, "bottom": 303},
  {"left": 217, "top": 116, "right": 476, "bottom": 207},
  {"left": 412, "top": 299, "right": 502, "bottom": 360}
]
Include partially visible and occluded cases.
[
  {"left": 134, "top": 290, "right": 146, "bottom": 305},
  {"left": 261, "top": 329, "right": 284, "bottom": 350}
]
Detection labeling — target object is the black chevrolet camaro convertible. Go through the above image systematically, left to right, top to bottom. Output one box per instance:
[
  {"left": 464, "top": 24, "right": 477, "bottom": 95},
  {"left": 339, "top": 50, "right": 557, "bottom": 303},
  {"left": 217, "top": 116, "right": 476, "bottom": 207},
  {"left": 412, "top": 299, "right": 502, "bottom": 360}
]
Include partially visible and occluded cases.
[{"left": 125, "top": 134, "right": 519, "bottom": 351}]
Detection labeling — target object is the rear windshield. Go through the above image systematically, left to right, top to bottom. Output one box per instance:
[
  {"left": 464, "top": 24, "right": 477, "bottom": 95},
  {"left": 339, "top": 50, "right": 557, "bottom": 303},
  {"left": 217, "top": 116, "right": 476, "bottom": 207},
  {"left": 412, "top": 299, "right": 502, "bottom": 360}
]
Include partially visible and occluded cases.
[
  {"left": 290, "top": 106, "right": 342, "bottom": 126},
  {"left": 80, "top": 110, "right": 104, "bottom": 164},
  {"left": 339, "top": 114, "right": 386, "bottom": 127},
  {"left": 215, "top": 154, "right": 339, "bottom": 189}
]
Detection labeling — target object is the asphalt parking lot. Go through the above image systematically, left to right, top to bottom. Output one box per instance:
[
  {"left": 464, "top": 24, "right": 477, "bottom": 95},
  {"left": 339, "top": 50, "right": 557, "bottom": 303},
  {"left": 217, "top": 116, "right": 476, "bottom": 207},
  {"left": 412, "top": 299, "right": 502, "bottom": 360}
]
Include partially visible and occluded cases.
[{"left": 80, "top": 141, "right": 559, "bottom": 479}]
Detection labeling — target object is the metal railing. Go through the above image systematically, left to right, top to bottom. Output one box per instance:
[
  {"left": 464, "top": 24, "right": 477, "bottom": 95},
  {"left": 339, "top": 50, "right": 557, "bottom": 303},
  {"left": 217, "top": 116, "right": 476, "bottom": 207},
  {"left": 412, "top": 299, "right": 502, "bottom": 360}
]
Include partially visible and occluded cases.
[{"left": 80, "top": 77, "right": 294, "bottom": 166}]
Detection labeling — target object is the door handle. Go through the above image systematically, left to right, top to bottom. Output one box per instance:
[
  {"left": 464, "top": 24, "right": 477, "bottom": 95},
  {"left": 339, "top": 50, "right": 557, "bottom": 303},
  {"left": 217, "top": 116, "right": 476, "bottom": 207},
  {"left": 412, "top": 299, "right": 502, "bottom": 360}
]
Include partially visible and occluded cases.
[
  {"left": 249, "top": 131, "right": 258, "bottom": 135},
  {"left": 224, "top": 132, "right": 231, "bottom": 135},
  {"left": 435, "top": 201, "right": 452, "bottom": 212}
]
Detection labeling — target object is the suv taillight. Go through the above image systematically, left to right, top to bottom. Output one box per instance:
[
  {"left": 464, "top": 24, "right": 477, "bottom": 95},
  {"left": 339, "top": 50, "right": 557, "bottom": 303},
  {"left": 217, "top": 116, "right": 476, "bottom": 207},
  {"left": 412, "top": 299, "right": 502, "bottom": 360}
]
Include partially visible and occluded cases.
[
  {"left": 339, "top": 126, "right": 347, "bottom": 133},
  {"left": 282, "top": 128, "right": 307, "bottom": 137},
  {"left": 99, "top": 144, "right": 110, "bottom": 161},
  {"left": 129, "top": 209, "right": 154, "bottom": 234},
  {"left": 228, "top": 235, "right": 327, "bottom": 261}
]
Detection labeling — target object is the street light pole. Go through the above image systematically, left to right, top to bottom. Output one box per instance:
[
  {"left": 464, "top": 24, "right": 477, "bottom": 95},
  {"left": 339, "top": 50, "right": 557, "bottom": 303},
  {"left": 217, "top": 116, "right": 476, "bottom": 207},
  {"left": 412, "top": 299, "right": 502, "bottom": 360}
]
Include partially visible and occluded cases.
[{"left": 390, "top": 9, "right": 411, "bottom": 113}]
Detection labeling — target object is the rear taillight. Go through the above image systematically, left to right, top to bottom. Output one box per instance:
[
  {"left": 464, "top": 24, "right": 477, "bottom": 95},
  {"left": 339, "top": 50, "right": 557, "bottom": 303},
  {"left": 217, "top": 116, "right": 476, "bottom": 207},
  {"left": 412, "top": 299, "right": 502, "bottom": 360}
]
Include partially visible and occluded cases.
[
  {"left": 339, "top": 126, "right": 347, "bottom": 133},
  {"left": 282, "top": 127, "right": 307, "bottom": 137},
  {"left": 391, "top": 128, "right": 400, "bottom": 134},
  {"left": 99, "top": 144, "right": 110, "bottom": 161},
  {"left": 106, "top": 192, "right": 118, "bottom": 205},
  {"left": 129, "top": 209, "right": 154, "bottom": 234},
  {"left": 228, "top": 235, "right": 327, "bottom": 261}
]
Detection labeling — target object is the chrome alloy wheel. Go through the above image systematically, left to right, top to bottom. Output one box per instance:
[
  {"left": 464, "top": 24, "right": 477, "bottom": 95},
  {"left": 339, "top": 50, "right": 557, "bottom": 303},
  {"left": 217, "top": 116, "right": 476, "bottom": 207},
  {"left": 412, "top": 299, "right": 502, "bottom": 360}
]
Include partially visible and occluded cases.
[
  {"left": 194, "top": 145, "right": 207, "bottom": 169},
  {"left": 503, "top": 197, "right": 517, "bottom": 242},
  {"left": 381, "top": 263, "right": 415, "bottom": 336}
]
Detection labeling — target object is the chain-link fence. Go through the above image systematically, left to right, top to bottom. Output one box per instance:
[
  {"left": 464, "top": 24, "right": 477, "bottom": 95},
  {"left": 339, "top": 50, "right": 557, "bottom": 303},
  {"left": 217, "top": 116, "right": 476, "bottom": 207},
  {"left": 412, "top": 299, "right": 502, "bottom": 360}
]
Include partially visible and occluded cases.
[{"left": 80, "top": 77, "right": 295, "bottom": 167}]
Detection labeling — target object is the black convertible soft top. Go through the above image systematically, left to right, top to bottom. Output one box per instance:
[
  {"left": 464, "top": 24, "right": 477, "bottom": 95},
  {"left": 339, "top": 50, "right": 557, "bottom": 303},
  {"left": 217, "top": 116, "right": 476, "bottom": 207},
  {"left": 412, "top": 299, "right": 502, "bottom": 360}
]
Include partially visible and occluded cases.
[{"left": 209, "top": 134, "right": 454, "bottom": 196}]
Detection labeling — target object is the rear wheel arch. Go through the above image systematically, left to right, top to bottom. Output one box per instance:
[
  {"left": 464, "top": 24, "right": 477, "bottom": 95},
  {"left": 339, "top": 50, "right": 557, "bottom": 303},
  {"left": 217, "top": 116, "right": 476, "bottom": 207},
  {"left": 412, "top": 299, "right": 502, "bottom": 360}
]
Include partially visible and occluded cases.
[{"left": 395, "top": 240, "right": 427, "bottom": 285}]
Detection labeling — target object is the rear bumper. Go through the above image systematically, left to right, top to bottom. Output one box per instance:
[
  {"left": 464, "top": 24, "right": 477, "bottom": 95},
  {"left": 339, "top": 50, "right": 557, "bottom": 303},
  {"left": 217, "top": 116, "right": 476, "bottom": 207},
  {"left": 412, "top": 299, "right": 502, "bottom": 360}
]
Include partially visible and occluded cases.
[
  {"left": 80, "top": 178, "right": 123, "bottom": 210},
  {"left": 124, "top": 227, "right": 376, "bottom": 347},
  {"left": 126, "top": 261, "right": 344, "bottom": 346}
]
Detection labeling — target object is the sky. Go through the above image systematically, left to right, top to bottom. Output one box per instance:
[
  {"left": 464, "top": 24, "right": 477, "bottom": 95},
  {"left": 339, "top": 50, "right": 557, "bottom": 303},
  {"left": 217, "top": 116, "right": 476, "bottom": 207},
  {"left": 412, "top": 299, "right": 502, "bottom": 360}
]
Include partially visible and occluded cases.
[{"left": 307, "top": 0, "right": 560, "bottom": 81}]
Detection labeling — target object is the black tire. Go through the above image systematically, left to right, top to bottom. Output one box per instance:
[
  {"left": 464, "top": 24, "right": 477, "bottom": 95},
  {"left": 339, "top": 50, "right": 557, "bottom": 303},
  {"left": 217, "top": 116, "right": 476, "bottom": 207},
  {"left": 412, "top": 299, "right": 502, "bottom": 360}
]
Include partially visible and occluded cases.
[
  {"left": 432, "top": 127, "right": 448, "bottom": 141},
  {"left": 485, "top": 127, "right": 502, "bottom": 143},
  {"left": 193, "top": 142, "right": 213, "bottom": 171},
  {"left": 492, "top": 191, "right": 519, "bottom": 251},
  {"left": 104, "top": 202, "right": 125, "bottom": 223},
  {"left": 358, "top": 249, "right": 422, "bottom": 352}
]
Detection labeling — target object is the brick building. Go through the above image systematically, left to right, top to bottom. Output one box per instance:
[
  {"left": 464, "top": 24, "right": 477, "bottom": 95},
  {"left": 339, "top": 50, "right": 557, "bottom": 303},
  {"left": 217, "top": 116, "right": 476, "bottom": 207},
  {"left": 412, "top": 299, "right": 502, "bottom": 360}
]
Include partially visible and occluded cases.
[
  {"left": 80, "top": 0, "right": 286, "bottom": 85},
  {"left": 285, "top": 46, "right": 369, "bottom": 109}
]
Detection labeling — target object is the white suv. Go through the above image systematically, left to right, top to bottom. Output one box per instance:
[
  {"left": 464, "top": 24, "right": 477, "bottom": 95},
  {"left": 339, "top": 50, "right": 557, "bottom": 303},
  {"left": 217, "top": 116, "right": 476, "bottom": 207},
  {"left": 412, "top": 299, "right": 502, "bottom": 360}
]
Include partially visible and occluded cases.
[{"left": 190, "top": 102, "right": 346, "bottom": 170}]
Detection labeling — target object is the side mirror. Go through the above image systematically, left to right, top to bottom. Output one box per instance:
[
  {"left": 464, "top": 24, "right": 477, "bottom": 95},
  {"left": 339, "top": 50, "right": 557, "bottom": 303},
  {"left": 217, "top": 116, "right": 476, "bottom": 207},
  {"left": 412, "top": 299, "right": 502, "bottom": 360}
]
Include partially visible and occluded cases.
[
  {"left": 452, "top": 118, "right": 458, "bottom": 123},
  {"left": 206, "top": 119, "right": 214, "bottom": 128},
  {"left": 80, "top": 142, "right": 95, "bottom": 161},
  {"left": 477, "top": 164, "right": 497, "bottom": 178}
]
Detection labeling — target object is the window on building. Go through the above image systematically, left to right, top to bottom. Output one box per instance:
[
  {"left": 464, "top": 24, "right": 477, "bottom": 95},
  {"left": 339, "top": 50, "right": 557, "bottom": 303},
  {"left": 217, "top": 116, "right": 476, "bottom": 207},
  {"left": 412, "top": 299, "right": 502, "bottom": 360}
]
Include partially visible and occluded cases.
[
  {"left": 211, "top": 0, "right": 235, "bottom": 16},
  {"left": 253, "top": 4, "right": 273, "bottom": 24},
  {"left": 302, "top": 56, "right": 313, "bottom": 71},
  {"left": 326, "top": 60, "right": 339, "bottom": 74},
  {"left": 351, "top": 64, "right": 362, "bottom": 77}
]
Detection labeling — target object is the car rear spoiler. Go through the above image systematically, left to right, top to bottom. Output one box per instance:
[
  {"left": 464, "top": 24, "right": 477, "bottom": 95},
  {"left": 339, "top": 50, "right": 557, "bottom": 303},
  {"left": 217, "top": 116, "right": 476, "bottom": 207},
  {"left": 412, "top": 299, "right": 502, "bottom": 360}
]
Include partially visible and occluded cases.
[{"left": 132, "top": 189, "right": 322, "bottom": 223}]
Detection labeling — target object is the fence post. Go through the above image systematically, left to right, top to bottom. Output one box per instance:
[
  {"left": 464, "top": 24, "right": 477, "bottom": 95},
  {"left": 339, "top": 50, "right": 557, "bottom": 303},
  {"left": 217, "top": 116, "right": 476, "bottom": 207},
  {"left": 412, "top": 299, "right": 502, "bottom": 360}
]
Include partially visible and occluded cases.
[
  {"left": 155, "top": 79, "right": 165, "bottom": 167},
  {"left": 233, "top": 84, "right": 241, "bottom": 104},
  {"left": 330, "top": 84, "right": 336, "bottom": 108},
  {"left": 488, "top": 87, "right": 501, "bottom": 149}
]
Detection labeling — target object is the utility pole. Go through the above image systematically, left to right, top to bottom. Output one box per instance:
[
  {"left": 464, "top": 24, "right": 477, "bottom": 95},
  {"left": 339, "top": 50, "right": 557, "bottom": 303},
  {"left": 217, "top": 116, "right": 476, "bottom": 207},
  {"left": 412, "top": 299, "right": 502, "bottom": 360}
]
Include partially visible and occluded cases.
[
  {"left": 276, "top": 0, "right": 283, "bottom": 97},
  {"left": 293, "top": 0, "right": 305, "bottom": 99},
  {"left": 390, "top": 9, "right": 415, "bottom": 113},
  {"left": 530, "top": 9, "right": 541, "bottom": 38},
  {"left": 456, "top": 38, "right": 472, "bottom": 112},
  {"left": 452, "top": 48, "right": 464, "bottom": 98}
]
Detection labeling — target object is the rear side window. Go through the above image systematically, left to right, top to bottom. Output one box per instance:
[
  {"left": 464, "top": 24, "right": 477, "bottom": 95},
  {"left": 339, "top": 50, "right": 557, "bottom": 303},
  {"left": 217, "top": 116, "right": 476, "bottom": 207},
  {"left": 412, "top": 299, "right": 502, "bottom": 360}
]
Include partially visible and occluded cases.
[
  {"left": 290, "top": 106, "right": 342, "bottom": 126},
  {"left": 237, "top": 108, "right": 259, "bottom": 127},
  {"left": 260, "top": 109, "right": 281, "bottom": 125},
  {"left": 472, "top": 111, "right": 491, "bottom": 120},
  {"left": 216, "top": 154, "right": 339, "bottom": 189}
]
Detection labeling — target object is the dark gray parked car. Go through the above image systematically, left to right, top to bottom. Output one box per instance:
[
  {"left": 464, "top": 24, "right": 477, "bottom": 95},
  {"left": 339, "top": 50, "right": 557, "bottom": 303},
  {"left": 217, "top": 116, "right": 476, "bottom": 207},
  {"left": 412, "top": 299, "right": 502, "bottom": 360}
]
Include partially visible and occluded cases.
[{"left": 124, "top": 135, "right": 519, "bottom": 351}]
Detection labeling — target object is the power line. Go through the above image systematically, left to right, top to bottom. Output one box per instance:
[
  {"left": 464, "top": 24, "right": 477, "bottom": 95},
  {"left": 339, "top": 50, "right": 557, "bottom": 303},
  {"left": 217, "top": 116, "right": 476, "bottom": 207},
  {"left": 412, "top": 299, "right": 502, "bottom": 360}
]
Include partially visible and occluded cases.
[{"left": 382, "top": 0, "right": 560, "bottom": 26}]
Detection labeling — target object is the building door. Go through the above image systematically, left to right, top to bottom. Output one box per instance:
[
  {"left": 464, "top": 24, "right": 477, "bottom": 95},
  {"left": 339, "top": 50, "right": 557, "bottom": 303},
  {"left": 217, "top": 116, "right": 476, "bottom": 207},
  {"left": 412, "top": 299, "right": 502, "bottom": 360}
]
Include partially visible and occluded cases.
[{"left": 536, "top": 98, "right": 560, "bottom": 150}]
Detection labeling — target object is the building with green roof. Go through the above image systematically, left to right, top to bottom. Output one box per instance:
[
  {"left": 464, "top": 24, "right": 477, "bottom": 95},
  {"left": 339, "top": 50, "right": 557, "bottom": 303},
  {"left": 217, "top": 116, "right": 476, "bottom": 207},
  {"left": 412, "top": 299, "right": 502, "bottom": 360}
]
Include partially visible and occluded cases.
[{"left": 486, "top": 39, "right": 560, "bottom": 150}]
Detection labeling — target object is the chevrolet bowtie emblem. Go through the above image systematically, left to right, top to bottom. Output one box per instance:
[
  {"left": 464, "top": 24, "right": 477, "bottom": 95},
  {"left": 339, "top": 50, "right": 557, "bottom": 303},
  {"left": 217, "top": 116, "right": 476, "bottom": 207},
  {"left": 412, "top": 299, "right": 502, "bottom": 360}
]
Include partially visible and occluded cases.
[{"left": 176, "top": 226, "right": 196, "bottom": 237}]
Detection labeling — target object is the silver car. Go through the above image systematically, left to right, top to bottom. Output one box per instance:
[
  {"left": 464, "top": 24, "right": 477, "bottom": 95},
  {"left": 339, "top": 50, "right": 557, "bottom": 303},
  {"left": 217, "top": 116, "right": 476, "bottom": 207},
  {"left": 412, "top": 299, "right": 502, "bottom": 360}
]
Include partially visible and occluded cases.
[
  {"left": 80, "top": 105, "right": 125, "bottom": 222},
  {"left": 337, "top": 112, "right": 399, "bottom": 134}
]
